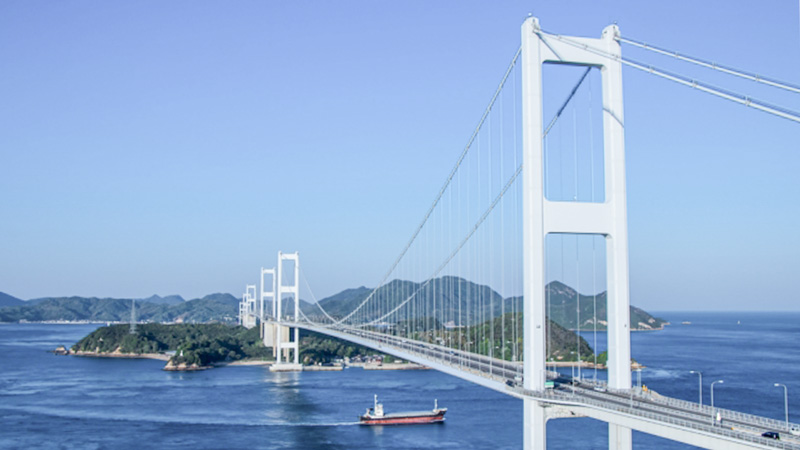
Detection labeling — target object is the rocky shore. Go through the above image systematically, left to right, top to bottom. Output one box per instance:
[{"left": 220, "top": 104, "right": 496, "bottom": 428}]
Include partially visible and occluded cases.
[
  {"left": 58, "top": 346, "right": 435, "bottom": 372},
  {"left": 70, "top": 349, "right": 170, "bottom": 361},
  {"left": 163, "top": 360, "right": 211, "bottom": 371}
]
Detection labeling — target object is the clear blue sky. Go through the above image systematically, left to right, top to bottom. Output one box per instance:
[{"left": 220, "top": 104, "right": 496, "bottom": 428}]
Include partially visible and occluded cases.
[{"left": 1, "top": 1, "right": 798, "bottom": 310}]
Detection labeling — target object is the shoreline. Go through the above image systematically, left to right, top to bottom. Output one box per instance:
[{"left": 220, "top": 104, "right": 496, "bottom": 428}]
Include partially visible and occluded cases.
[
  {"left": 570, "top": 323, "right": 670, "bottom": 333},
  {"left": 65, "top": 349, "right": 644, "bottom": 371},
  {"left": 63, "top": 350, "right": 434, "bottom": 372},
  {"left": 71, "top": 350, "right": 170, "bottom": 361},
  {"left": 223, "top": 359, "right": 272, "bottom": 367},
  {"left": 547, "top": 361, "right": 645, "bottom": 370},
  {"left": 363, "top": 362, "right": 429, "bottom": 370}
]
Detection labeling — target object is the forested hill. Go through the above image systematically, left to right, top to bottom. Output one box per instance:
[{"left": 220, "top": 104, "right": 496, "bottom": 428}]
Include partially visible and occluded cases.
[
  {"left": 2, "top": 278, "right": 667, "bottom": 332},
  {"left": 307, "top": 278, "right": 668, "bottom": 332},
  {"left": 540, "top": 281, "right": 668, "bottom": 331},
  {"left": 0, "top": 292, "right": 24, "bottom": 307},
  {"left": 0, "top": 293, "right": 316, "bottom": 324},
  {"left": 0, "top": 294, "right": 240, "bottom": 323},
  {"left": 72, "top": 316, "right": 593, "bottom": 368},
  {"left": 72, "top": 323, "right": 397, "bottom": 367},
  {"left": 73, "top": 323, "right": 270, "bottom": 367}
]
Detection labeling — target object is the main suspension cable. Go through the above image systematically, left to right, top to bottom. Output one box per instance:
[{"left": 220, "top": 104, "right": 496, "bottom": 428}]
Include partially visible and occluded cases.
[
  {"left": 538, "top": 31, "right": 800, "bottom": 124},
  {"left": 618, "top": 35, "right": 800, "bottom": 95},
  {"left": 334, "top": 41, "right": 592, "bottom": 329},
  {"left": 334, "top": 47, "right": 523, "bottom": 326},
  {"left": 360, "top": 66, "right": 590, "bottom": 328},
  {"left": 367, "top": 164, "right": 523, "bottom": 326},
  {"left": 299, "top": 269, "right": 339, "bottom": 324}
]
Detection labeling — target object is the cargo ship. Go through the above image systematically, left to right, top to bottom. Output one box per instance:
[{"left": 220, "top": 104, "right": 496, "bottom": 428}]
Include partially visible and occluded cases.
[{"left": 359, "top": 395, "right": 446, "bottom": 425}]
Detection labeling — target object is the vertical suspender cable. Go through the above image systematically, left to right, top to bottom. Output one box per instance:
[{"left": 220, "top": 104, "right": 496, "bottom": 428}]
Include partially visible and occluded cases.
[
  {"left": 513, "top": 64, "right": 520, "bottom": 364},
  {"left": 589, "top": 72, "right": 599, "bottom": 382},
  {"left": 501, "top": 79, "right": 506, "bottom": 362},
  {"left": 489, "top": 103, "right": 494, "bottom": 373},
  {"left": 573, "top": 106, "right": 582, "bottom": 380},
  {"left": 478, "top": 123, "right": 483, "bottom": 357},
  {"left": 545, "top": 134, "right": 551, "bottom": 367},
  {"left": 458, "top": 158, "right": 462, "bottom": 362}
]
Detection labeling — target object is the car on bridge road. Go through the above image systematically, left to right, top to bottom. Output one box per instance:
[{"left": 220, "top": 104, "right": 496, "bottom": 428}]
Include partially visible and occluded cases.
[{"left": 761, "top": 431, "right": 780, "bottom": 440}]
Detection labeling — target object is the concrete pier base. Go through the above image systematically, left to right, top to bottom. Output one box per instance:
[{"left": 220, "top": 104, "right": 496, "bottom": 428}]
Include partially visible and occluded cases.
[{"left": 269, "top": 363, "right": 303, "bottom": 372}]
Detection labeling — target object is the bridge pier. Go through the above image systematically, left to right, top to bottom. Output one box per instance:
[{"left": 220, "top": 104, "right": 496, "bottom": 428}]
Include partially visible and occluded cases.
[
  {"left": 262, "top": 322, "right": 295, "bottom": 361},
  {"left": 524, "top": 399, "right": 547, "bottom": 450},
  {"left": 609, "top": 424, "right": 633, "bottom": 450}
]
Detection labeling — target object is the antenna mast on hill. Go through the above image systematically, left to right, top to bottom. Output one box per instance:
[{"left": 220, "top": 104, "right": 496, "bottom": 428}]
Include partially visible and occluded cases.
[{"left": 129, "top": 299, "right": 137, "bottom": 334}]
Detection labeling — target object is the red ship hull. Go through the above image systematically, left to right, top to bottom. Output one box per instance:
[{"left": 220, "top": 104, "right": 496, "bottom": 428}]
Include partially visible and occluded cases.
[{"left": 359, "top": 411, "right": 446, "bottom": 425}]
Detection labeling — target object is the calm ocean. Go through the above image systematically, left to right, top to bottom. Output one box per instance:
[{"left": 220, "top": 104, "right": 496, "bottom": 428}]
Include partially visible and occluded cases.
[{"left": 1, "top": 312, "right": 798, "bottom": 449}]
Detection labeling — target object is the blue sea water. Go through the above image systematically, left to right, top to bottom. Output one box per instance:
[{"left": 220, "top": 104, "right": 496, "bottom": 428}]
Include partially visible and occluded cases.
[{"left": 1, "top": 312, "right": 798, "bottom": 449}]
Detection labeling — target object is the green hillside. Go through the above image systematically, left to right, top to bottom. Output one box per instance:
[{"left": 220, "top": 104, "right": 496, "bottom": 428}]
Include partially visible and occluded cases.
[
  {"left": 307, "top": 276, "right": 503, "bottom": 324},
  {"left": 307, "top": 277, "right": 667, "bottom": 332},
  {"left": 1, "top": 278, "right": 667, "bottom": 332},
  {"left": 533, "top": 281, "right": 669, "bottom": 331},
  {"left": 0, "top": 292, "right": 24, "bottom": 307},
  {"left": 0, "top": 294, "right": 240, "bottom": 323},
  {"left": 394, "top": 313, "right": 593, "bottom": 362},
  {"left": 71, "top": 314, "right": 593, "bottom": 368},
  {"left": 72, "top": 323, "right": 386, "bottom": 367},
  {"left": 73, "top": 323, "right": 270, "bottom": 366}
]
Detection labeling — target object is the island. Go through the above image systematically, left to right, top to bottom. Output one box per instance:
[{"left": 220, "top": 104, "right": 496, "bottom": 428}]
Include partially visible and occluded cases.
[
  {"left": 66, "top": 313, "right": 602, "bottom": 371},
  {"left": 69, "top": 323, "right": 413, "bottom": 371}
]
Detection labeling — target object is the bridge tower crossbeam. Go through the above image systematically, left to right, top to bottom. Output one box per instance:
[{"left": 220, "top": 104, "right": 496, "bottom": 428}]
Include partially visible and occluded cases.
[{"left": 521, "top": 17, "right": 632, "bottom": 450}]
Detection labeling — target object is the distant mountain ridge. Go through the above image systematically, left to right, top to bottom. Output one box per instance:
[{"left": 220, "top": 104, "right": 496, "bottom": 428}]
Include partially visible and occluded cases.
[
  {"left": 304, "top": 277, "right": 668, "bottom": 332},
  {"left": 0, "top": 279, "right": 667, "bottom": 332},
  {"left": 540, "top": 280, "right": 668, "bottom": 331},
  {"left": 0, "top": 292, "right": 24, "bottom": 307},
  {"left": 0, "top": 293, "right": 240, "bottom": 323},
  {"left": 141, "top": 294, "right": 186, "bottom": 305}
]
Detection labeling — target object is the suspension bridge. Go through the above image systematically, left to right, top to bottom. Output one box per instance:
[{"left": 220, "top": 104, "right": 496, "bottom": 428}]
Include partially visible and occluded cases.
[{"left": 239, "top": 17, "right": 800, "bottom": 450}]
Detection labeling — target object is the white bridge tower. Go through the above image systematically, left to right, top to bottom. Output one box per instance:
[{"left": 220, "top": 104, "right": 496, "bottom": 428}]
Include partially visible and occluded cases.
[
  {"left": 521, "top": 17, "right": 632, "bottom": 450},
  {"left": 270, "top": 251, "right": 303, "bottom": 372},
  {"left": 240, "top": 284, "right": 257, "bottom": 329}
]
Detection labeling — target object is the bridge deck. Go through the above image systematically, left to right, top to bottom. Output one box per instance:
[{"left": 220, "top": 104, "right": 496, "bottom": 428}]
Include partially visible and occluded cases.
[{"left": 276, "top": 320, "right": 800, "bottom": 450}]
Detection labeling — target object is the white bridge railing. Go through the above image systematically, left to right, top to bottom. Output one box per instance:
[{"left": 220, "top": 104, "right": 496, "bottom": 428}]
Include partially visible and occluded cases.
[
  {"left": 530, "top": 390, "right": 800, "bottom": 450},
  {"left": 650, "top": 393, "right": 799, "bottom": 434}
]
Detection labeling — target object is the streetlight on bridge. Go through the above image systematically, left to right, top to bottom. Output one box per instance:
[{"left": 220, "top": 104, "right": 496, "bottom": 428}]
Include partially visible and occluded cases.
[
  {"left": 689, "top": 370, "right": 703, "bottom": 407},
  {"left": 711, "top": 380, "right": 724, "bottom": 425},
  {"left": 774, "top": 383, "right": 789, "bottom": 428}
]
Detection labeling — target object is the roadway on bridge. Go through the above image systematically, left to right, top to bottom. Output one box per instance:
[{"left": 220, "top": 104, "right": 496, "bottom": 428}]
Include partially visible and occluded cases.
[
  {"left": 285, "top": 320, "right": 800, "bottom": 450},
  {"left": 540, "top": 382, "right": 800, "bottom": 449}
]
